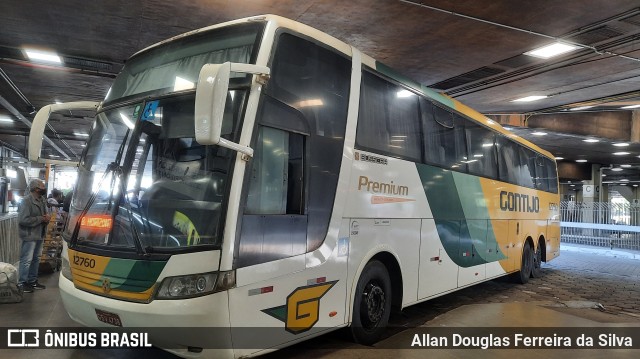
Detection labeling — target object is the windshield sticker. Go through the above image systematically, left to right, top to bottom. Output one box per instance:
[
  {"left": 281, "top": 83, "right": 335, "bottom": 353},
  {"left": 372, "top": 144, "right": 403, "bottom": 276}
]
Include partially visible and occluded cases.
[
  {"left": 141, "top": 101, "right": 159, "bottom": 121},
  {"left": 133, "top": 105, "right": 141, "bottom": 119},
  {"left": 172, "top": 211, "right": 201, "bottom": 245}
]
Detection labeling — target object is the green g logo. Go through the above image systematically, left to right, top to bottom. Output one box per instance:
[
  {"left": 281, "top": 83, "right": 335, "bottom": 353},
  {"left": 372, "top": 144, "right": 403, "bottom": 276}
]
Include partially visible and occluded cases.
[{"left": 263, "top": 281, "right": 337, "bottom": 334}]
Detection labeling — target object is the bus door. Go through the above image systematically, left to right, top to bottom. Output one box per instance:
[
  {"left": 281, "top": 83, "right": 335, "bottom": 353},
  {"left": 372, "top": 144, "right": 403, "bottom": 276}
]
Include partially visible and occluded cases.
[
  {"left": 227, "top": 30, "right": 353, "bottom": 353},
  {"left": 418, "top": 219, "right": 458, "bottom": 298},
  {"left": 486, "top": 219, "right": 511, "bottom": 278},
  {"left": 501, "top": 219, "right": 522, "bottom": 273},
  {"left": 457, "top": 220, "right": 487, "bottom": 287}
]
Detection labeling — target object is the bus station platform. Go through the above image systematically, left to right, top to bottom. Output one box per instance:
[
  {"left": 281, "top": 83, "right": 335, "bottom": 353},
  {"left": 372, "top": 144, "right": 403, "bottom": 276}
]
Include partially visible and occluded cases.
[{"left": 2, "top": 243, "right": 639, "bottom": 359}]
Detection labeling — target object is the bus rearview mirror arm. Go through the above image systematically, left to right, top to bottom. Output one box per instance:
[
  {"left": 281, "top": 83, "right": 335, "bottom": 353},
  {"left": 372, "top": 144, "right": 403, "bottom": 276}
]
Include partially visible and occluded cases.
[
  {"left": 194, "top": 62, "right": 270, "bottom": 158},
  {"left": 30, "top": 101, "right": 100, "bottom": 165}
]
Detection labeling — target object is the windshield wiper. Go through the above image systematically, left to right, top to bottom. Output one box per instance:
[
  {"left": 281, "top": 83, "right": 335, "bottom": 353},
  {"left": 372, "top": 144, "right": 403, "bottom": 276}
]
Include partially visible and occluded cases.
[
  {"left": 69, "top": 161, "right": 119, "bottom": 248},
  {"left": 114, "top": 165, "right": 148, "bottom": 257}
]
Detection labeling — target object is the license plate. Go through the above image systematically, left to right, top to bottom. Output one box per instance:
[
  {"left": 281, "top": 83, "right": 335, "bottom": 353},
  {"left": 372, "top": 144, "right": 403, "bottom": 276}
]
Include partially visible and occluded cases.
[{"left": 95, "top": 309, "right": 122, "bottom": 327}]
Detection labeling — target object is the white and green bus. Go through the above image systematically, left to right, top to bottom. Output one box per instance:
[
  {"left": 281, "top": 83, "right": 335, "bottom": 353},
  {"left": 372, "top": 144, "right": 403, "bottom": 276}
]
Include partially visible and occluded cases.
[{"left": 31, "top": 14, "right": 560, "bottom": 358}]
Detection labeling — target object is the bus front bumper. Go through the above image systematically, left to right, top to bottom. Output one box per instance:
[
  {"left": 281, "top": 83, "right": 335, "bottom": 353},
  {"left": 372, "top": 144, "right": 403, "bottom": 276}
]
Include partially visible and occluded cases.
[{"left": 59, "top": 274, "right": 234, "bottom": 358}]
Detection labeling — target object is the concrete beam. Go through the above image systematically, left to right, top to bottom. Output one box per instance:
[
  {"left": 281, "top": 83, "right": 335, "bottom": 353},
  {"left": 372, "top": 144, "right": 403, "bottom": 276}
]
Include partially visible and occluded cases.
[{"left": 489, "top": 111, "right": 633, "bottom": 142}]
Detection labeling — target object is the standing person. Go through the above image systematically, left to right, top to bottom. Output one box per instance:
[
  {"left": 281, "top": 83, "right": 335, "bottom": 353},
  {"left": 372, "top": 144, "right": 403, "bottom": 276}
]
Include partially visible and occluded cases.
[{"left": 17, "top": 179, "right": 50, "bottom": 293}]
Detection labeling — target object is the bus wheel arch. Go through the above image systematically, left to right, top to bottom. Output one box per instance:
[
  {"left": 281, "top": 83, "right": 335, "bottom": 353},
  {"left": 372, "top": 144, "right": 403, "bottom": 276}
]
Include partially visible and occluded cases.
[
  {"left": 531, "top": 236, "right": 545, "bottom": 278},
  {"left": 349, "top": 252, "right": 402, "bottom": 345}
]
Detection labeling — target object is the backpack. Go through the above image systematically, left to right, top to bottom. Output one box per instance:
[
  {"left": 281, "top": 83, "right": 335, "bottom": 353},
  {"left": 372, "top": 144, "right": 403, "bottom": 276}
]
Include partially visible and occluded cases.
[{"left": 0, "top": 262, "right": 23, "bottom": 304}]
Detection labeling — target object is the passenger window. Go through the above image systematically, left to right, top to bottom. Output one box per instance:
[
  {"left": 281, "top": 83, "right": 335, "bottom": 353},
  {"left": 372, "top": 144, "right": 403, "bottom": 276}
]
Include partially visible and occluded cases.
[
  {"left": 356, "top": 72, "right": 422, "bottom": 161},
  {"left": 422, "top": 100, "right": 468, "bottom": 171},
  {"left": 464, "top": 121, "right": 497, "bottom": 178},
  {"left": 535, "top": 156, "right": 550, "bottom": 192},
  {"left": 545, "top": 157, "right": 559, "bottom": 193}
]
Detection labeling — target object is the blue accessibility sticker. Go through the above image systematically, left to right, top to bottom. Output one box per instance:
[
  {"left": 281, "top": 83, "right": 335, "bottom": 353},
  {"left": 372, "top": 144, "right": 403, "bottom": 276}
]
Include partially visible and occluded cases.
[{"left": 141, "top": 100, "right": 160, "bottom": 121}]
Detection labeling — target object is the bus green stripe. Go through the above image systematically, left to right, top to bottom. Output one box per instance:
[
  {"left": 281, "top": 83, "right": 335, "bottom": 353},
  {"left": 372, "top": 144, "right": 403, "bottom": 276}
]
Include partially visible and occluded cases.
[
  {"left": 417, "top": 163, "right": 506, "bottom": 266},
  {"left": 91, "top": 258, "right": 166, "bottom": 293}
]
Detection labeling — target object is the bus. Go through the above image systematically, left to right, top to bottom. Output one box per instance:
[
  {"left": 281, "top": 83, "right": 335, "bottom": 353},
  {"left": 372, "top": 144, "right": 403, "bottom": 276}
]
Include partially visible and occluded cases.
[{"left": 30, "top": 14, "right": 560, "bottom": 358}]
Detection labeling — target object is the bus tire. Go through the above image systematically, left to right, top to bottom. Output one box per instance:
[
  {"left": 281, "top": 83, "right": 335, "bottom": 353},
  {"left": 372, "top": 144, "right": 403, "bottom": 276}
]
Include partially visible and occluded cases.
[
  {"left": 515, "top": 242, "right": 533, "bottom": 284},
  {"left": 531, "top": 244, "right": 543, "bottom": 278},
  {"left": 350, "top": 260, "right": 392, "bottom": 345}
]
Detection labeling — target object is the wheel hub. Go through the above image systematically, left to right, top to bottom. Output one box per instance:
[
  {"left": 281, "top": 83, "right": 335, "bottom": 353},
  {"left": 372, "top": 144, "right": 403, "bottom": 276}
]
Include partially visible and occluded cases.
[{"left": 363, "top": 283, "right": 385, "bottom": 324}]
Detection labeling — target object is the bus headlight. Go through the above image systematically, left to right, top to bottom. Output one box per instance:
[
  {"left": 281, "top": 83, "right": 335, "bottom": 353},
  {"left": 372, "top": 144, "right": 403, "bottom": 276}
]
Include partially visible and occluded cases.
[
  {"left": 61, "top": 256, "right": 73, "bottom": 281},
  {"left": 156, "top": 273, "right": 217, "bottom": 299}
]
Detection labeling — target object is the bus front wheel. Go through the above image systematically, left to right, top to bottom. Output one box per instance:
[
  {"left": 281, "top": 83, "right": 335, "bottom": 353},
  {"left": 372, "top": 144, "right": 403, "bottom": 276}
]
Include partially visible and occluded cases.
[{"left": 350, "top": 260, "right": 391, "bottom": 345}]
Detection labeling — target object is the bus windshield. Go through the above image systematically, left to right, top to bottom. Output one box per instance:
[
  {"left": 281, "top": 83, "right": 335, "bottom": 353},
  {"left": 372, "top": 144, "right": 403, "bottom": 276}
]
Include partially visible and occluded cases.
[
  {"left": 64, "top": 22, "right": 263, "bottom": 253},
  {"left": 104, "top": 22, "right": 263, "bottom": 105},
  {"left": 66, "top": 91, "right": 246, "bottom": 252}
]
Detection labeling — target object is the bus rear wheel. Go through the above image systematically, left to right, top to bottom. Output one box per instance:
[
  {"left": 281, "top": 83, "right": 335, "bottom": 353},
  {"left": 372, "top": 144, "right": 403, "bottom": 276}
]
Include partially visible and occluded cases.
[
  {"left": 514, "top": 242, "right": 533, "bottom": 284},
  {"left": 531, "top": 243, "right": 543, "bottom": 278},
  {"left": 350, "top": 260, "right": 391, "bottom": 345}
]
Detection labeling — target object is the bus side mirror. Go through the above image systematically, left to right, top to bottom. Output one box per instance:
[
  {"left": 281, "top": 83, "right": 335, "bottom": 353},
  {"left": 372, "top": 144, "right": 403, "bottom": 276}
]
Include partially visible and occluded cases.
[
  {"left": 194, "top": 62, "right": 270, "bottom": 157},
  {"left": 30, "top": 101, "right": 100, "bottom": 166}
]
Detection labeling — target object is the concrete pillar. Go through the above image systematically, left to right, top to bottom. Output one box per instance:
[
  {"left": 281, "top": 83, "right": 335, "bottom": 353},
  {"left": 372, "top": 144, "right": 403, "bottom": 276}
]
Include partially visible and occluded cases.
[{"left": 631, "top": 110, "right": 640, "bottom": 143}]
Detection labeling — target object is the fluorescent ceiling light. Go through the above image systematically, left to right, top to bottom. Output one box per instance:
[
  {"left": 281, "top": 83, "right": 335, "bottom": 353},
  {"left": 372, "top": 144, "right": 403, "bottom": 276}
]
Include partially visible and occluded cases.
[
  {"left": 524, "top": 42, "right": 580, "bottom": 59},
  {"left": 24, "top": 49, "right": 62, "bottom": 64},
  {"left": 512, "top": 95, "right": 548, "bottom": 102},
  {"left": 621, "top": 104, "right": 640, "bottom": 109},
  {"left": 570, "top": 106, "right": 594, "bottom": 111},
  {"left": 0, "top": 116, "right": 13, "bottom": 122},
  {"left": 531, "top": 131, "right": 547, "bottom": 136},
  {"left": 73, "top": 132, "right": 89, "bottom": 137},
  {"left": 583, "top": 139, "right": 599, "bottom": 143},
  {"left": 482, "top": 143, "right": 493, "bottom": 147},
  {"left": 613, "top": 143, "right": 629, "bottom": 147},
  {"left": 613, "top": 152, "right": 630, "bottom": 155},
  {"left": 554, "top": 157, "right": 564, "bottom": 160},
  {"left": 576, "top": 159, "right": 588, "bottom": 163},
  {"left": 621, "top": 164, "right": 632, "bottom": 167},
  {"left": 611, "top": 168, "right": 623, "bottom": 172},
  {"left": 621, "top": 179, "right": 629, "bottom": 182},
  {"left": 621, "top": 184, "right": 628, "bottom": 186}
]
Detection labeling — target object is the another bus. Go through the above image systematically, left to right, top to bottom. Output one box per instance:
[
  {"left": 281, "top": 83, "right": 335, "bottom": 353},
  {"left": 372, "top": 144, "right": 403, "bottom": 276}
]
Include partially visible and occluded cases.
[{"left": 30, "top": 14, "right": 560, "bottom": 358}]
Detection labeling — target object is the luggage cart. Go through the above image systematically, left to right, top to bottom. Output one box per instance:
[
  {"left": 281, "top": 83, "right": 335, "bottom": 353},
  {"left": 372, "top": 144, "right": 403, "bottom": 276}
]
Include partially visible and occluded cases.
[{"left": 39, "top": 210, "right": 64, "bottom": 273}]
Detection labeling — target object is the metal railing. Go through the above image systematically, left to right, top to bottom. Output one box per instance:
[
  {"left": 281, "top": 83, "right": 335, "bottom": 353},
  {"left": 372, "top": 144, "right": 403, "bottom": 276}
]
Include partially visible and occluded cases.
[
  {"left": 560, "top": 201, "right": 640, "bottom": 250},
  {"left": 0, "top": 214, "right": 20, "bottom": 265}
]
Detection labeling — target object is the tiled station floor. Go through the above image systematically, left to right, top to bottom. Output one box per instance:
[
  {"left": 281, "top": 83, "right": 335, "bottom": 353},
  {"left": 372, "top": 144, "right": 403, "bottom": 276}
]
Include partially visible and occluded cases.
[{"left": 1, "top": 243, "right": 638, "bottom": 359}]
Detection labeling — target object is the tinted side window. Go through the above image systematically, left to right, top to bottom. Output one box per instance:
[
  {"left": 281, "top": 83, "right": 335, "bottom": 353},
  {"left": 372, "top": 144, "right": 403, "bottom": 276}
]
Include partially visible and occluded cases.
[
  {"left": 265, "top": 32, "right": 350, "bottom": 253},
  {"left": 266, "top": 33, "right": 350, "bottom": 139},
  {"left": 356, "top": 72, "right": 422, "bottom": 161},
  {"left": 422, "top": 100, "right": 468, "bottom": 171},
  {"left": 464, "top": 120, "right": 497, "bottom": 178},
  {"left": 245, "top": 127, "right": 305, "bottom": 215},
  {"left": 497, "top": 136, "right": 539, "bottom": 189},
  {"left": 518, "top": 147, "right": 537, "bottom": 189},
  {"left": 535, "top": 156, "right": 550, "bottom": 192},
  {"left": 545, "top": 157, "right": 559, "bottom": 193}
]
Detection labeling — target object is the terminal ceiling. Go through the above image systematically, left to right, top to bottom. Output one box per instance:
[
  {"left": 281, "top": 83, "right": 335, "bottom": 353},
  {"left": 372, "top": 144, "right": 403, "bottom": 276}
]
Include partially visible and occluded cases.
[{"left": 2, "top": 0, "right": 640, "bottom": 186}]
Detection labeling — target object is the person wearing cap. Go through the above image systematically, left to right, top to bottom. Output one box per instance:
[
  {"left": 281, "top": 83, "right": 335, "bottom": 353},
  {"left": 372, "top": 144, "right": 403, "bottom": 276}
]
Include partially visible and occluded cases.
[{"left": 17, "top": 179, "right": 50, "bottom": 292}]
